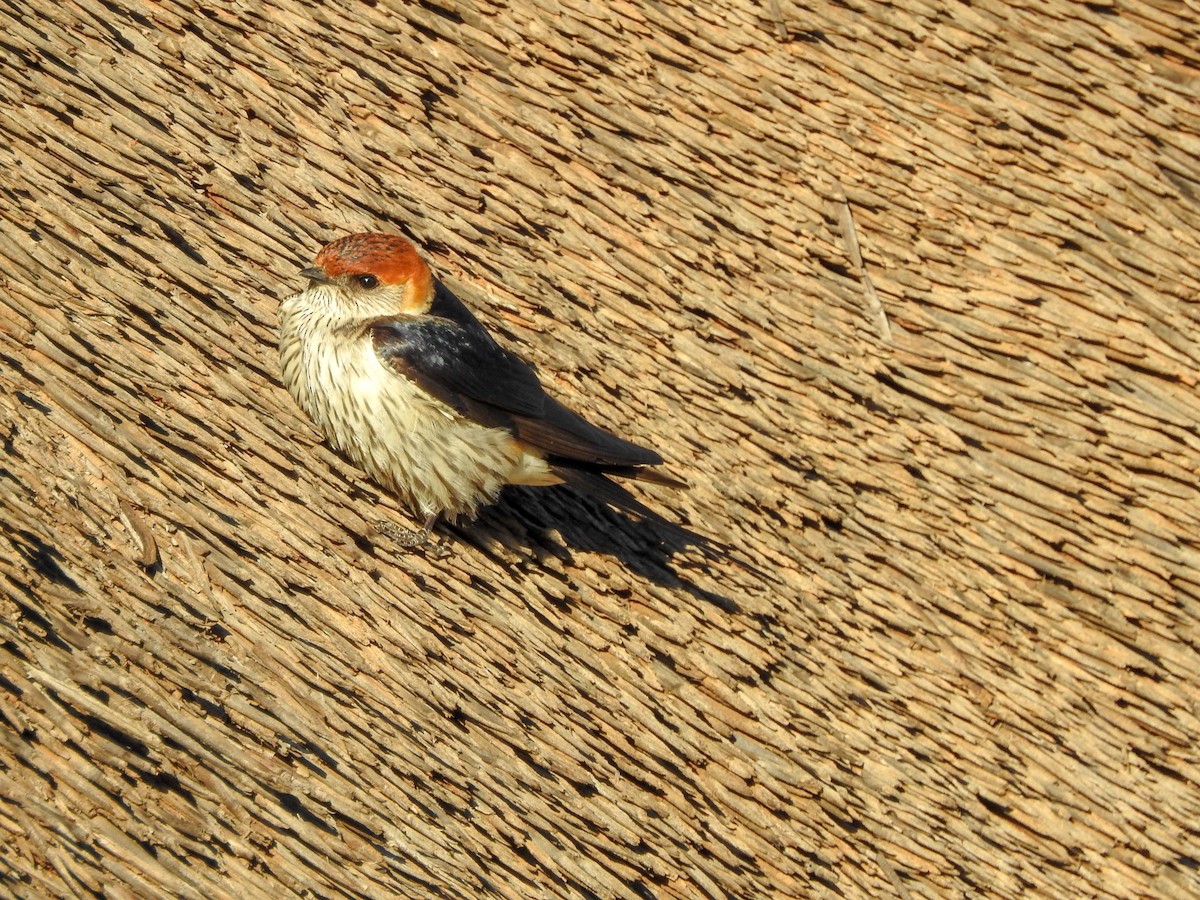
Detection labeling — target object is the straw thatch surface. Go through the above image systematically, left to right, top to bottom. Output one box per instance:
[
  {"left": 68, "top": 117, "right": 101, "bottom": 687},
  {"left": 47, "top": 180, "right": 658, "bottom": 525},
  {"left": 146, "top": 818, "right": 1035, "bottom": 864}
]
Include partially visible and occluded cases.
[{"left": 2, "top": 0, "right": 1198, "bottom": 896}]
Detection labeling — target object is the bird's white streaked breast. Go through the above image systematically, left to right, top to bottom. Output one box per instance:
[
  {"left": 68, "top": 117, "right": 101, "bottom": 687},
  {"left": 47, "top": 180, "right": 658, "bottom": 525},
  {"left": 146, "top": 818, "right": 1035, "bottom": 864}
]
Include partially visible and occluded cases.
[{"left": 279, "top": 286, "right": 552, "bottom": 520}]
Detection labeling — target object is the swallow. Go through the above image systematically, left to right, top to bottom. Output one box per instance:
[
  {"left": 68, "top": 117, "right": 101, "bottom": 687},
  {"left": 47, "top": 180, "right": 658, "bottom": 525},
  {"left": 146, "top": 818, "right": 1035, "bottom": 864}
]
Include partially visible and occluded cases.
[{"left": 278, "top": 232, "right": 688, "bottom": 546}]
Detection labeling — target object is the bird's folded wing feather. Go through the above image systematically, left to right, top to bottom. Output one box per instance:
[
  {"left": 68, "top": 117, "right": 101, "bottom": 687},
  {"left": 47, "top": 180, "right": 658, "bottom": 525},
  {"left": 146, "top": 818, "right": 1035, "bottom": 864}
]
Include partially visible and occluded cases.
[{"left": 370, "top": 282, "right": 663, "bottom": 468}]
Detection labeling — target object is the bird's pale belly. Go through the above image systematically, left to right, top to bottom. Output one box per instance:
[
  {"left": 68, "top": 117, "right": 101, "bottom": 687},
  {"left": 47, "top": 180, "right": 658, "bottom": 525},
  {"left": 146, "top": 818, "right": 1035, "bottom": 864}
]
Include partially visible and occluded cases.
[
  {"left": 283, "top": 330, "right": 553, "bottom": 520},
  {"left": 330, "top": 371, "right": 519, "bottom": 520}
]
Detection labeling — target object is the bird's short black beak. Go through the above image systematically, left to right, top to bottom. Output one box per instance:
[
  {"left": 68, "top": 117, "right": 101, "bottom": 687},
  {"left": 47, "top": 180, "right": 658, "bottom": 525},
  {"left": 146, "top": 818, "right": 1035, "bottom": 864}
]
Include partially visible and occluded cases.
[{"left": 300, "top": 266, "right": 331, "bottom": 284}]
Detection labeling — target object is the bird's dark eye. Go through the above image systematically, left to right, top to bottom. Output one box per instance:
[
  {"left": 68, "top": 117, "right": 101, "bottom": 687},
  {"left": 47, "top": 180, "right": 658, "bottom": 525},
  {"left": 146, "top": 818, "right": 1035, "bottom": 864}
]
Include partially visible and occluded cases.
[{"left": 355, "top": 274, "right": 379, "bottom": 289}]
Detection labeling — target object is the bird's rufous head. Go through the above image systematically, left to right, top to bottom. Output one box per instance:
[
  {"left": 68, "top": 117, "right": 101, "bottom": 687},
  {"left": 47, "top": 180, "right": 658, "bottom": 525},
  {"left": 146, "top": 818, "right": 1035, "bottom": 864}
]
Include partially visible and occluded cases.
[{"left": 302, "top": 233, "right": 434, "bottom": 314}]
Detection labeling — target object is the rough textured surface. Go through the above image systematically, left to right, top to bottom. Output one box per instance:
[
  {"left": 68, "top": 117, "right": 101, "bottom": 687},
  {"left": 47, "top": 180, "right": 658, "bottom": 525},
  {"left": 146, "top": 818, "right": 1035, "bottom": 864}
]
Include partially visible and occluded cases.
[{"left": 2, "top": 0, "right": 1198, "bottom": 897}]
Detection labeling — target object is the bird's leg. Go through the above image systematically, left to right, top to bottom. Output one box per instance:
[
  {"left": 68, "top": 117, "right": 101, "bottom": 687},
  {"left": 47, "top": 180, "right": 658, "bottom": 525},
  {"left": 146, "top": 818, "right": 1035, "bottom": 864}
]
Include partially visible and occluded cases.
[{"left": 374, "top": 514, "right": 450, "bottom": 557}]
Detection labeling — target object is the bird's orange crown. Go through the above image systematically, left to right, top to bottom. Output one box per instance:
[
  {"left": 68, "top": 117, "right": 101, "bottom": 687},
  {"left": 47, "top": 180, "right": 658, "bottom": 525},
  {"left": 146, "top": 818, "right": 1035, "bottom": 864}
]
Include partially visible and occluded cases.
[{"left": 313, "top": 233, "right": 434, "bottom": 312}]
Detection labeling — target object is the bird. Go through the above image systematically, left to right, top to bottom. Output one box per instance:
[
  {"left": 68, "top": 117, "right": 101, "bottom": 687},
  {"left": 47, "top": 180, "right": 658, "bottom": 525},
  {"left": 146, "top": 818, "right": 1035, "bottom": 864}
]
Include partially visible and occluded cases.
[{"left": 278, "top": 232, "right": 688, "bottom": 547}]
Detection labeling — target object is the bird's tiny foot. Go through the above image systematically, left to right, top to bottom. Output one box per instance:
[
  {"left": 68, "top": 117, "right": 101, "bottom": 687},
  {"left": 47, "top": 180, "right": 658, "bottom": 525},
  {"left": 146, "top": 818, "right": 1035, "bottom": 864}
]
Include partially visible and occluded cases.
[
  {"left": 373, "top": 516, "right": 450, "bottom": 557},
  {"left": 374, "top": 518, "right": 426, "bottom": 546},
  {"left": 422, "top": 539, "right": 453, "bottom": 560}
]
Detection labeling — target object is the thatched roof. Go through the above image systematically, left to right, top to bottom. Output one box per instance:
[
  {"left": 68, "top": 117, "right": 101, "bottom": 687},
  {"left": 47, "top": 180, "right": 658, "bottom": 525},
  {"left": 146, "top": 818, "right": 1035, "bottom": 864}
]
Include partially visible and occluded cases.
[{"left": 2, "top": 0, "right": 1198, "bottom": 896}]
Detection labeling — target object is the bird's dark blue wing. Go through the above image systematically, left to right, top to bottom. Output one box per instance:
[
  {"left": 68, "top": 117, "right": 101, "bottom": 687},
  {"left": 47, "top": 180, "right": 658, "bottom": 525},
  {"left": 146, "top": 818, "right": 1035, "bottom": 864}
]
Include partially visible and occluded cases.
[
  {"left": 371, "top": 281, "right": 664, "bottom": 467},
  {"left": 372, "top": 312, "right": 547, "bottom": 419}
]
